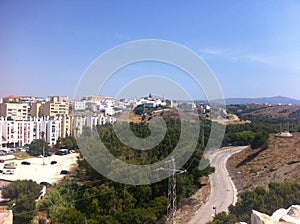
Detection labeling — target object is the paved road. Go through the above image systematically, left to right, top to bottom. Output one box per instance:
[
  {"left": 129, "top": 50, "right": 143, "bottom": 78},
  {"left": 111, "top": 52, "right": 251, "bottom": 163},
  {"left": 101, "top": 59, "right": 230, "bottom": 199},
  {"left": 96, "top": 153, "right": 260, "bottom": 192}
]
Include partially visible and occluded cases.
[{"left": 188, "top": 146, "right": 247, "bottom": 224}]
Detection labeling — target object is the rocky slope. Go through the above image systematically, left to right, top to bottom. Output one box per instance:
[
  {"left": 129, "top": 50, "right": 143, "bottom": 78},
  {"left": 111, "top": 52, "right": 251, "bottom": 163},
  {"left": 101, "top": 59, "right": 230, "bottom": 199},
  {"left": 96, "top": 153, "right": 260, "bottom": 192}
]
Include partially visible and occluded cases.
[{"left": 237, "top": 205, "right": 300, "bottom": 224}]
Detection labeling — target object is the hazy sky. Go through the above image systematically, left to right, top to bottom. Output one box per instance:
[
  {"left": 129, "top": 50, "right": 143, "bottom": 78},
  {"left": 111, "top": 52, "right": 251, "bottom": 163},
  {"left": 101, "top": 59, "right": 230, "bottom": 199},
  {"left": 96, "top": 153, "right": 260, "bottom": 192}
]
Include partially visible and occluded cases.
[{"left": 1, "top": 1, "right": 300, "bottom": 100}]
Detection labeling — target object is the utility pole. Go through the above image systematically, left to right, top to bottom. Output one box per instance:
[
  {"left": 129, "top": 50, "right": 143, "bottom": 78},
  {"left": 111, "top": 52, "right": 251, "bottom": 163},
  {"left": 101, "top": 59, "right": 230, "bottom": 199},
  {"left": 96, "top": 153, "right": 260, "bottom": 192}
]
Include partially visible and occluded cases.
[
  {"left": 201, "top": 116, "right": 205, "bottom": 147},
  {"left": 42, "top": 145, "right": 45, "bottom": 165},
  {"left": 165, "top": 157, "right": 186, "bottom": 224},
  {"left": 167, "top": 157, "right": 176, "bottom": 224}
]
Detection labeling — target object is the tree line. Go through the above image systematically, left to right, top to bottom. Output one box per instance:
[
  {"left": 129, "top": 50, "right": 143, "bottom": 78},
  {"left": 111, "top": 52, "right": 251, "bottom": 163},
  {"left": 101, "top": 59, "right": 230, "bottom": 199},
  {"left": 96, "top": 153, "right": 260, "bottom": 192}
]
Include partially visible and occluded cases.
[
  {"left": 5, "top": 118, "right": 214, "bottom": 223},
  {"left": 208, "top": 181, "right": 300, "bottom": 224}
]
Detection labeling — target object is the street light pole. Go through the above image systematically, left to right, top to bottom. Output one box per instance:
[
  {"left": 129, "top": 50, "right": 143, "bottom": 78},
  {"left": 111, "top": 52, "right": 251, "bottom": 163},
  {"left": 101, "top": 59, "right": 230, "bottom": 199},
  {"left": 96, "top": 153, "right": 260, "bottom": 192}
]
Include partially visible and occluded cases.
[
  {"left": 42, "top": 145, "right": 45, "bottom": 165},
  {"left": 213, "top": 206, "right": 217, "bottom": 217}
]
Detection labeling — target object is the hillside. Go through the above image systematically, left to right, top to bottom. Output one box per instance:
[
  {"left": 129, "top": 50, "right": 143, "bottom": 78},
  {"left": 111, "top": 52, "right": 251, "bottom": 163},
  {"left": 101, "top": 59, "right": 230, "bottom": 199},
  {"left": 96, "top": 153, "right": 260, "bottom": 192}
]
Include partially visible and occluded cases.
[
  {"left": 225, "top": 96, "right": 300, "bottom": 105},
  {"left": 226, "top": 104, "right": 300, "bottom": 134},
  {"left": 227, "top": 133, "right": 300, "bottom": 192}
]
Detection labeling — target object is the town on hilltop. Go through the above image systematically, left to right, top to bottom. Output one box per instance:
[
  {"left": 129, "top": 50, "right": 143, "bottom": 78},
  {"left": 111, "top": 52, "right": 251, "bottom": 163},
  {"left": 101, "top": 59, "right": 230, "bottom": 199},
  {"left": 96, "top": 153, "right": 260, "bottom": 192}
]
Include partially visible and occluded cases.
[{"left": 0, "top": 94, "right": 212, "bottom": 149}]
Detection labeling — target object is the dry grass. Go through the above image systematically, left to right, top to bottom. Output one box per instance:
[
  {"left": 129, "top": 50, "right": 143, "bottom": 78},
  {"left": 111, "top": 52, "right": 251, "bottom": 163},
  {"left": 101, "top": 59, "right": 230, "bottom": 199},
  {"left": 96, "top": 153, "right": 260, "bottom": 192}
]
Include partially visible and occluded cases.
[
  {"left": 243, "top": 104, "right": 300, "bottom": 118},
  {"left": 227, "top": 133, "right": 300, "bottom": 192},
  {"left": 13, "top": 151, "right": 33, "bottom": 160},
  {"left": 175, "top": 177, "right": 210, "bottom": 223}
]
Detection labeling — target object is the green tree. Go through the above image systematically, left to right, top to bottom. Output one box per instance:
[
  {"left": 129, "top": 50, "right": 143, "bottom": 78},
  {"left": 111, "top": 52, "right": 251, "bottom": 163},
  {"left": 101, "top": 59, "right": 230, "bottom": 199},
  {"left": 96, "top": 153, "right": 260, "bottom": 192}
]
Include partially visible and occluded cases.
[
  {"left": 134, "top": 104, "right": 144, "bottom": 115},
  {"left": 49, "top": 118, "right": 217, "bottom": 223},
  {"left": 251, "top": 131, "right": 269, "bottom": 149},
  {"left": 63, "top": 136, "right": 78, "bottom": 149},
  {"left": 55, "top": 137, "right": 63, "bottom": 149},
  {"left": 28, "top": 139, "right": 50, "bottom": 156},
  {"left": 2, "top": 180, "right": 42, "bottom": 224},
  {"left": 2, "top": 180, "right": 42, "bottom": 200},
  {"left": 209, "top": 181, "right": 300, "bottom": 224},
  {"left": 50, "top": 207, "right": 85, "bottom": 224},
  {"left": 207, "top": 212, "right": 238, "bottom": 224}
]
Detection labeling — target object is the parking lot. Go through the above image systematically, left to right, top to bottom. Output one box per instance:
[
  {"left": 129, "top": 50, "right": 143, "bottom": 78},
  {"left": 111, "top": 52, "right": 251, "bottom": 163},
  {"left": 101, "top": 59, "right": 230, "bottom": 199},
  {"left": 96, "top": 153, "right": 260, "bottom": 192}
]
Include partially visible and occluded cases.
[{"left": 0, "top": 153, "right": 79, "bottom": 184}]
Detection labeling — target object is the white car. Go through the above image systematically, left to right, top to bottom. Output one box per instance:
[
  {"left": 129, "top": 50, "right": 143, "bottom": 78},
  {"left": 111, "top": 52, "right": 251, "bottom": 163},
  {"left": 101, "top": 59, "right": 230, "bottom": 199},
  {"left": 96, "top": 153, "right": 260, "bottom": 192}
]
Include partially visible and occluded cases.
[{"left": 3, "top": 169, "right": 14, "bottom": 175}]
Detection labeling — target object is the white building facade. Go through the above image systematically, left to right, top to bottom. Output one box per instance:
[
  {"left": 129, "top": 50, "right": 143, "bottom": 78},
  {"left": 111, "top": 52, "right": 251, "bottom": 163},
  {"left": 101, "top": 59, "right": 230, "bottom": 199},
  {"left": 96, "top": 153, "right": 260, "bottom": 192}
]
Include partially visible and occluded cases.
[
  {"left": 73, "top": 114, "right": 116, "bottom": 137},
  {"left": 0, "top": 117, "right": 62, "bottom": 148}
]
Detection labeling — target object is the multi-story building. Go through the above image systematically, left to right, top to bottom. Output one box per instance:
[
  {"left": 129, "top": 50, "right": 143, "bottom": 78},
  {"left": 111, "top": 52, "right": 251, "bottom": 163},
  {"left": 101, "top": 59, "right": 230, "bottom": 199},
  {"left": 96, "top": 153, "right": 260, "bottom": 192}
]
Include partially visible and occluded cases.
[
  {"left": 136, "top": 94, "right": 167, "bottom": 108},
  {"left": 0, "top": 95, "right": 118, "bottom": 147},
  {"left": 2, "top": 95, "right": 21, "bottom": 103},
  {"left": 1, "top": 96, "right": 46, "bottom": 119},
  {"left": 20, "top": 96, "right": 45, "bottom": 104},
  {"left": 46, "top": 96, "right": 69, "bottom": 103},
  {"left": 76, "top": 96, "right": 116, "bottom": 115},
  {"left": 39, "top": 101, "right": 69, "bottom": 117},
  {"left": 73, "top": 101, "right": 86, "bottom": 111},
  {"left": 30, "top": 102, "right": 43, "bottom": 117},
  {"left": 0, "top": 103, "right": 28, "bottom": 121},
  {"left": 72, "top": 114, "right": 116, "bottom": 137},
  {"left": 60, "top": 115, "right": 72, "bottom": 138},
  {"left": 72, "top": 116, "right": 86, "bottom": 137},
  {"left": 0, "top": 117, "right": 62, "bottom": 148},
  {"left": 45, "top": 119, "right": 62, "bottom": 146}
]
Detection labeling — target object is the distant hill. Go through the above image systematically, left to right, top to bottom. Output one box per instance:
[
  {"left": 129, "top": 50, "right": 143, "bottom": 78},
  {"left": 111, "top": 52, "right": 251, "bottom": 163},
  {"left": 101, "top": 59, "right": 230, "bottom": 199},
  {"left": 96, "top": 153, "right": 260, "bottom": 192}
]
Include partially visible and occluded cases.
[{"left": 225, "top": 96, "right": 300, "bottom": 105}]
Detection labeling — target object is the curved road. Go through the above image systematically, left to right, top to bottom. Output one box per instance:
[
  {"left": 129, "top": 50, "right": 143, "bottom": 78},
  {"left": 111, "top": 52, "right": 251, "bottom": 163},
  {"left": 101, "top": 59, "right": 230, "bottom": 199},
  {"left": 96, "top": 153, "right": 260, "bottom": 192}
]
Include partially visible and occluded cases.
[{"left": 188, "top": 146, "right": 247, "bottom": 224}]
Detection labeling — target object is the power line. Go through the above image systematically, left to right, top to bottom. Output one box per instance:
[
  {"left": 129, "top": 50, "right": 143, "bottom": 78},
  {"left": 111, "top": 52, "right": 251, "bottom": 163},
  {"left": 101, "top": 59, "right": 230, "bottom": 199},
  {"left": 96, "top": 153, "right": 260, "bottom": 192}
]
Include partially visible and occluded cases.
[{"left": 157, "top": 157, "right": 185, "bottom": 224}]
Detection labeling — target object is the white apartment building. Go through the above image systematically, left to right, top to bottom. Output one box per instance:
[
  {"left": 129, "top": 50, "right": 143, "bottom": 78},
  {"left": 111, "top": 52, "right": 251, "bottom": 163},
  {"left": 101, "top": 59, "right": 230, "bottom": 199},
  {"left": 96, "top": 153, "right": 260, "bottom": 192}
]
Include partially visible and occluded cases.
[
  {"left": 46, "top": 96, "right": 69, "bottom": 102},
  {"left": 81, "top": 96, "right": 116, "bottom": 115},
  {"left": 137, "top": 96, "right": 166, "bottom": 108},
  {"left": 73, "top": 101, "right": 86, "bottom": 111},
  {"left": 73, "top": 114, "right": 116, "bottom": 136},
  {"left": 86, "top": 114, "right": 116, "bottom": 127},
  {"left": 60, "top": 115, "right": 72, "bottom": 138},
  {"left": 0, "top": 117, "right": 62, "bottom": 148},
  {"left": 45, "top": 119, "right": 62, "bottom": 146}
]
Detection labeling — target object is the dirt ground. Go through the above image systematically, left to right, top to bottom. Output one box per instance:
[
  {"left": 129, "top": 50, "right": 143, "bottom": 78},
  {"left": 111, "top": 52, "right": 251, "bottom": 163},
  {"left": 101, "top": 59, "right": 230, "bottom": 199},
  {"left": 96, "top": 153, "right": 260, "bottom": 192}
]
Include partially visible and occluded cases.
[
  {"left": 227, "top": 133, "right": 300, "bottom": 192},
  {"left": 0, "top": 153, "right": 79, "bottom": 184},
  {"left": 175, "top": 176, "right": 210, "bottom": 224}
]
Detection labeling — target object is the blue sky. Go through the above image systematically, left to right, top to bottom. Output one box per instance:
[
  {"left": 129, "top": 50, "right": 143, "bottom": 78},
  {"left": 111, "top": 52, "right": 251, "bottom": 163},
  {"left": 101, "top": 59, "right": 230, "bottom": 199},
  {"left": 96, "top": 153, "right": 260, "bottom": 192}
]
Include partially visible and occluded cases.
[{"left": 1, "top": 0, "right": 300, "bottom": 100}]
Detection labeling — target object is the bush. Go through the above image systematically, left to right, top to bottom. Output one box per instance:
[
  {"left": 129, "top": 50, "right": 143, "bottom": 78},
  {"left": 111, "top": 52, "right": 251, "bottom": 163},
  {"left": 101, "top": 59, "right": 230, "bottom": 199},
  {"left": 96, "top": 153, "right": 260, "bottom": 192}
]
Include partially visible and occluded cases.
[{"left": 251, "top": 131, "right": 269, "bottom": 149}]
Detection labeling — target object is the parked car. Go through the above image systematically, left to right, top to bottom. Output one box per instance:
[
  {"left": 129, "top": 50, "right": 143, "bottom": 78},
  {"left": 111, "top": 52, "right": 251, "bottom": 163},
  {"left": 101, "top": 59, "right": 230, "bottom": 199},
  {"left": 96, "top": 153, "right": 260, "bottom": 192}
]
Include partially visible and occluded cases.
[
  {"left": 55, "top": 149, "right": 68, "bottom": 155},
  {"left": 46, "top": 152, "right": 53, "bottom": 156},
  {"left": 0, "top": 159, "right": 5, "bottom": 163},
  {"left": 21, "top": 161, "right": 31, "bottom": 165},
  {"left": 50, "top": 161, "right": 57, "bottom": 165},
  {"left": 4, "top": 162, "right": 17, "bottom": 169},
  {"left": 3, "top": 169, "right": 14, "bottom": 175},
  {"left": 60, "top": 170, "right": 69, "bottom": 175},
  {"left": 40, "top": 182, "right": 51, "bottom": 187}
]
